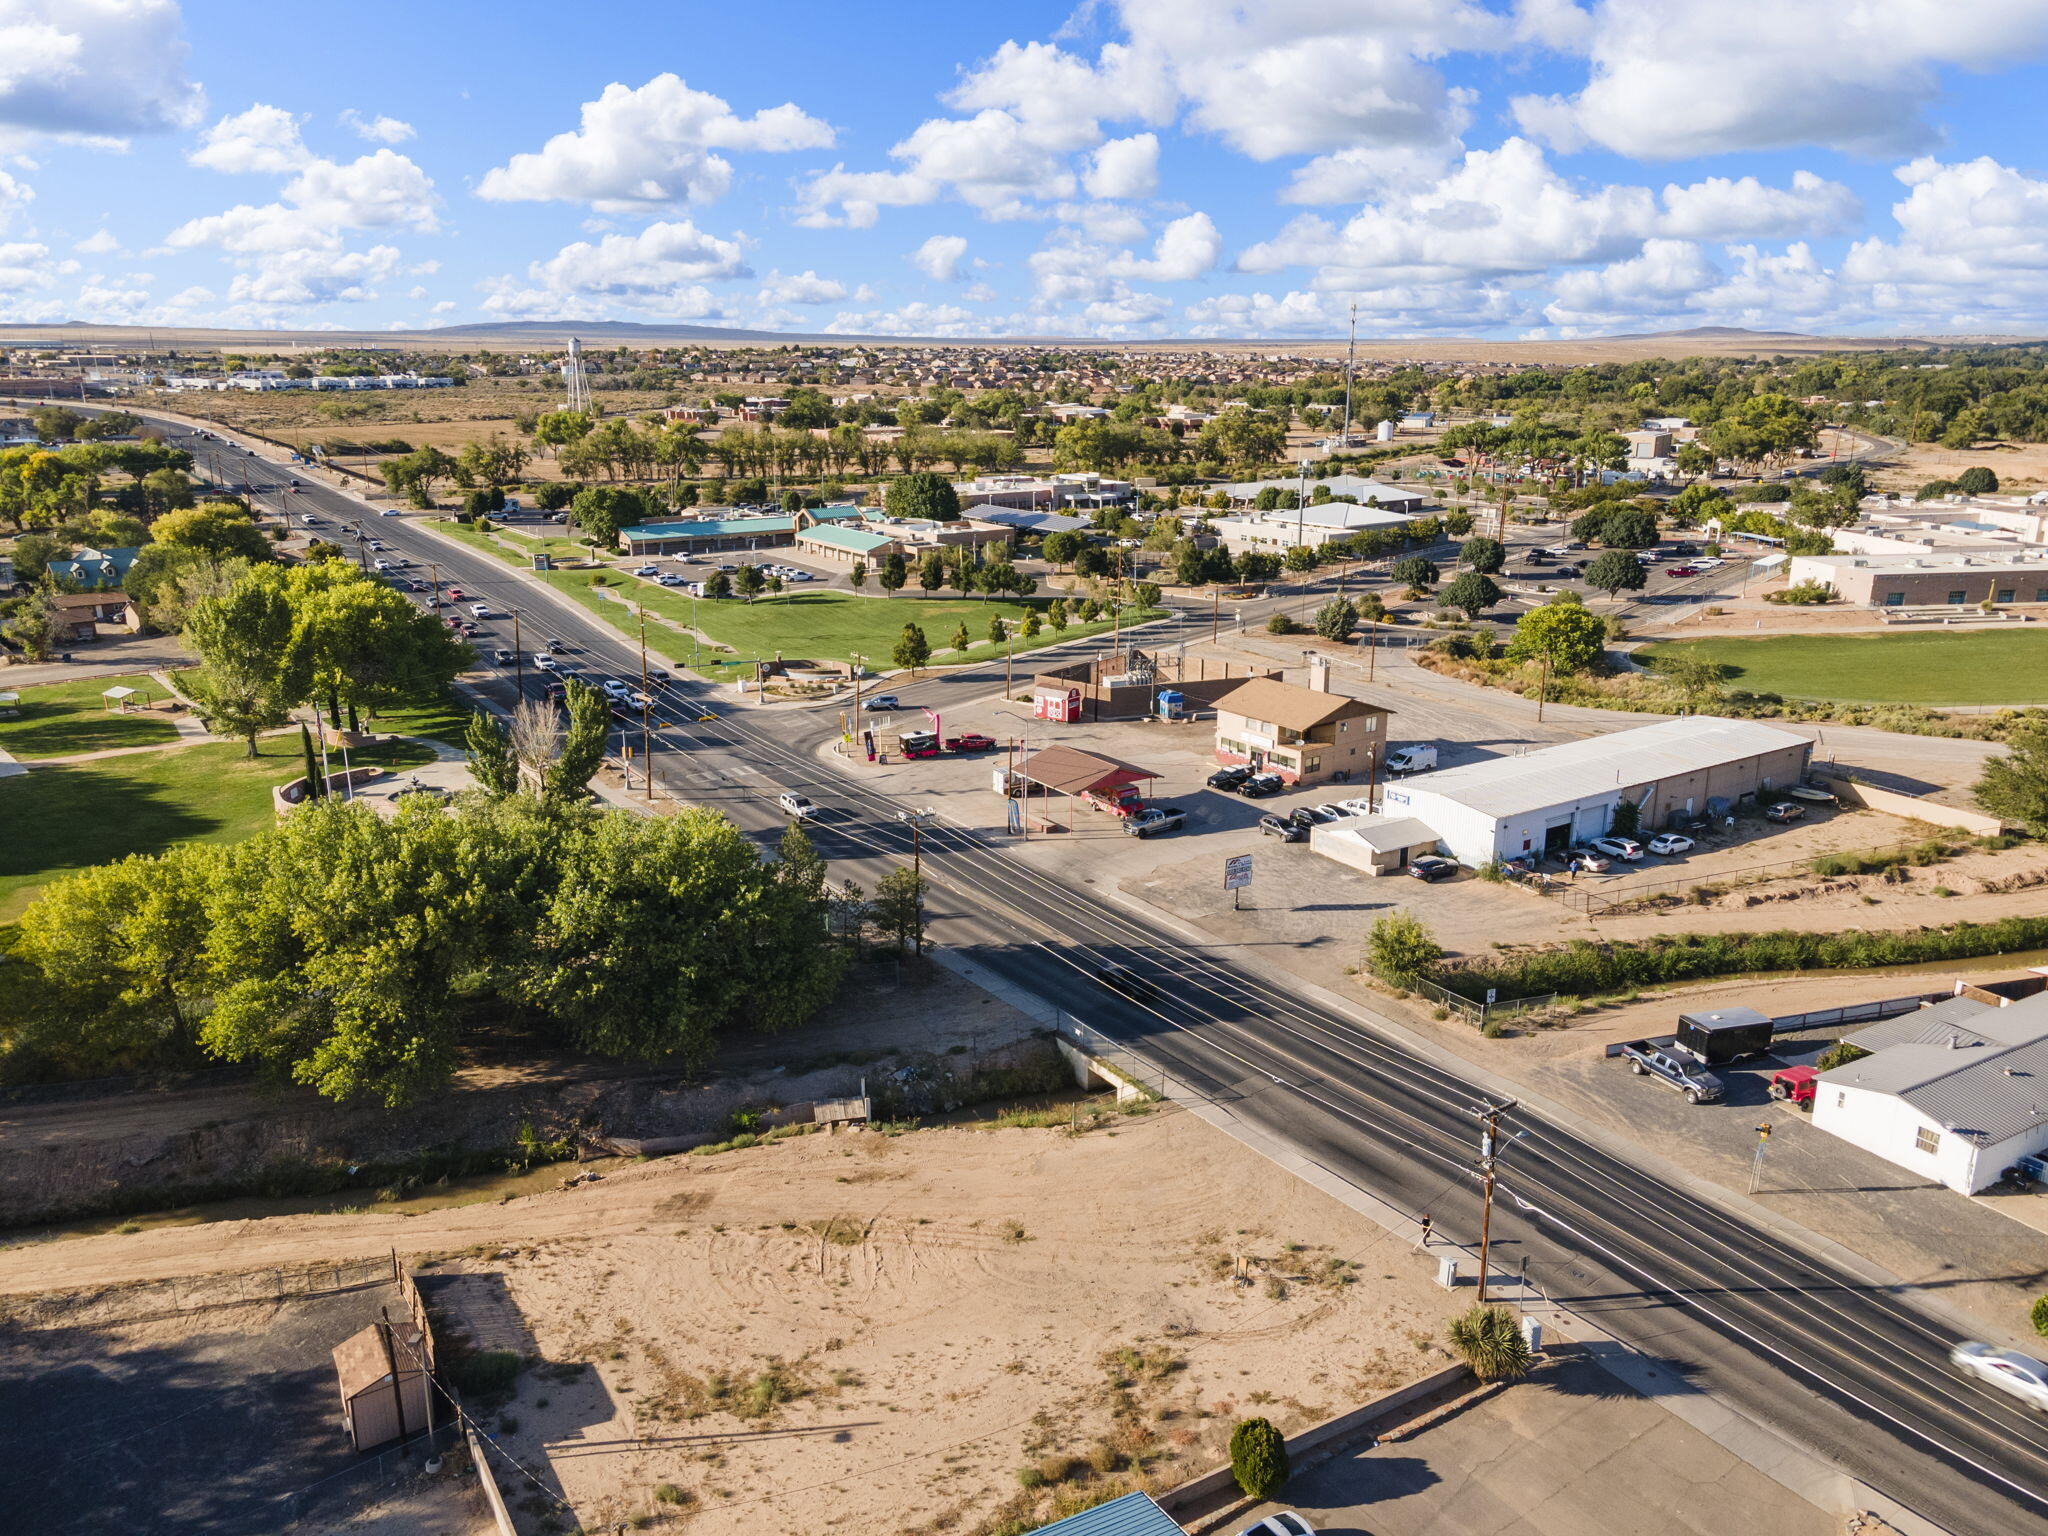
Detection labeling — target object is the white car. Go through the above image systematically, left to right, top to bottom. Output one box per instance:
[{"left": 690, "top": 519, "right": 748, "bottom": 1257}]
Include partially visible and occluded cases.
[
  {"left": 379, "top": 508, "right": 402, "bottom": 517},
  {"left": 1694, "top": 556, "right": 1725, "bottom": 570},
  {"left": 372, "top": 559, "right": 390, "bottom": 571},
  {"left": 633, "top": 564, "right": 660, "bottom": 577},
  {"left": 785, "top": 569, "right": 813, "bottom": 581},
  {"left": 657, "top": 573, "right": 689, "bottom": 586},
  {"left": 469, "top": 602, "right": 492, "bottom": 618},
  {"left": 533, "top": 654, "right": 558, "bottom": 671},
  {"left": 778, "top": 792, "right": 818, "bottom": 820},
  {"left": 1337, "top": 796, "right": 1378, "bottom": 818},
  {"left": 1313, "top": 803, "right": 1353, "bottom": 820},
  {"left": 1648, "top": 833, "right": 1694, "bottom": 855},
  {"left": 1589, "top": 835, "right": 1645, "bottom": 862},
  {"left": 1952, "top": 1342, "right": 2048, "bottom": 1412},
  {"left": 1239, "top": 1516, "right": 1315, "bottom": 1536}
]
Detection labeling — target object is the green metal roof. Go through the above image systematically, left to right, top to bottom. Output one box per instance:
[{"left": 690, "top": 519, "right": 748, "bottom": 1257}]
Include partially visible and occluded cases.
[
  {"left": 624, "top": 515, "right": 797, "bottom": 542},
  {"left": 798, "top": 523, "right": 895, "bottom": 553}
]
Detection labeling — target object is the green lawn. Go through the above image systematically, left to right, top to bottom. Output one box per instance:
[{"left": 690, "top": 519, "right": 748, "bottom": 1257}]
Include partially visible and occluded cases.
[
  {"left": 433, "top": 519, "right": 595, "bottom": 567},
  {"left": 554, "top": 580, "right": 1164, "bottom": 674},
  {"left": 1637, "top": 630, "right": 2048, "bottom": 706},
  {"left": 0, "top": 674, "right": 182, "bottom": 759},
  {"left": 0, "top": 707, "right": 455, "bottom": 922}
]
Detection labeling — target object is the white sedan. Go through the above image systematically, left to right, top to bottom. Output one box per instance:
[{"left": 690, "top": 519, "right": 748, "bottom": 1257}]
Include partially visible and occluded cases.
[
  {"left": 379, "top": 508, "right": 403, "bottom": 517},
  {"left": 633, "top": 565, "right": 660, "bottom": 577},
  {"left": 533, "top": 654, "right": 558, "bottom": 671},
  {"left": 778, "top": 792, "right": 818, "bottom": 820},
  {"left": 1336, "top": 797, "right": 1378, "bottom": 818},
  {"left": 1648, "top": 833, "right": 1695, "bottom": 855},
  {"left": 1952, "top": 1342, "right": 2048, "bottom": 1412}
]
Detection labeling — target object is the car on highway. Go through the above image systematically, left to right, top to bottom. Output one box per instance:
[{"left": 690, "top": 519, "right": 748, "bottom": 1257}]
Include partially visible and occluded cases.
[
  {"left": 379, "top": 508, "right": 402, "bottom": 517},
  {"left": 367, "top": 539, "right": 387, "bottom": 551},
  {"left": 372, "top": 558, "right": 390, "bottom": 571},
  {"left": 447, "top": 588, "right": 467, "bottom": 601},
  {"left": 469, "top": 602, "right": 491, "bottom": 618},
  {"left": 544, "top": 637, "right": 569, "bottom": 652},
  {"left": 492, "top": 649, "right": 514, "bottom": 665},
  {"left": 534, "top": 654, "right": 557, "bottom": 671},
  {"left": 600, "top": 679, "right": 634, "bottom": 701},
  {"left": 862, "top": 694, "right": 901, "bottom": 711},
  {"left": 945, "top": 733, "right": 997, "bottom": 753},
  {"left": 1207, "top": 764, "right": 1253, "bottom": 790},
  {"left": 1239, "top": 772, "right": 1285, "bottom": 798},
  {"left": 778, "top": 792, "right": 818, "bottom": 820},
  {"left": 1765, "top": 801, "right": 1806, "bottom": 823},
  {"left": 1258, "top": 814, "right": 1305, "bottom": 842},
  {"left": 1647, "top": 833, "right": 1695, "bottom": 855},
  {"left": 1589, "top": 835, "right": 1645, "bottom": 862},
  {"left": 1407, "top": 855, "right": 1458, "bottom": 882},
  {"left": 1095, "top": 961, "right": 1153, "bottom": 1001},
  {"left": 1951, "top": 1343, "right": 2048, "bottom": 1412},
  {"left": 1238, "top": 1513, "right": 1315, "bottom": 1536}
]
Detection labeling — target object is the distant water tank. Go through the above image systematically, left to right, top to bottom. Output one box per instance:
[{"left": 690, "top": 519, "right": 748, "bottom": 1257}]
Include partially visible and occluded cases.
[{"left": 1375, "top": 419, "right": 1394, "bottom": 442}]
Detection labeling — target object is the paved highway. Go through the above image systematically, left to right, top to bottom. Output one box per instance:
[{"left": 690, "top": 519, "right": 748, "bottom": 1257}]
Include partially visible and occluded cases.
[{"left": 98, "top": 411, "right": 2048, "bottom": 1535}]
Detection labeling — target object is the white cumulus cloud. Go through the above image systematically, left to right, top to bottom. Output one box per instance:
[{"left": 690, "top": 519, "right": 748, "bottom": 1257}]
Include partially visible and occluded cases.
[
  {"left": 0, "top": 0, "right": 204, "bottom": 143},
  {"left": 189, "top": 103, "right": 311, "bottom": 174},
  {"left": 340, "top": 108, "right": 415, "bottom": 144},
  {"left": 1084, "top": 134, "right": 1159, "bottom": 200},
  {"left": 910, "top": 233, "right": 969, "bottom": 281}
]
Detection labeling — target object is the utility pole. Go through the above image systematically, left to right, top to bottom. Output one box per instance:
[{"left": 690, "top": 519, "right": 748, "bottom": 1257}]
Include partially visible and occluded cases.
[
  {"left": 1342, "top": 300, "right": 1356, "bottom": 446},
  {"left": 428, "top": 561, "right": 441, "bottom": 618},
  {"left": 1210, "top": 587, "right": 1219, "bottom": 642},
  {"left": 639, "top": 608, "right": 654, "bottom": 801},
  {"left": 512, "top": 610, "right": 524, "bottom": 701},
  {"left": 1366, "top": 617, "right": 1377, "bottom": 681},
  {"left": 1536, "top": 642, "right": 1553, "bottom": 723},
  {"left": 896, "top": 808, "right": 934, "bottom": 954},
  {"left": 1469, "top": 1098, "right": 1519, "bottom": 1304}
]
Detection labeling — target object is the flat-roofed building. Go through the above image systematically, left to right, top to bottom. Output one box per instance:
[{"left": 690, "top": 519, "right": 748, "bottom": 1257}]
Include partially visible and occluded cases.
[{"left": 1786, "top": 550, "right": 2048, "bottom": 607}]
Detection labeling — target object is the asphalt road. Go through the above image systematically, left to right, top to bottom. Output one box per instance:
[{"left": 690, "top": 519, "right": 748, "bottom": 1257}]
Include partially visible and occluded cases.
[{"left": 91, "top": 411, "right": 2048, "bottom": 1536}]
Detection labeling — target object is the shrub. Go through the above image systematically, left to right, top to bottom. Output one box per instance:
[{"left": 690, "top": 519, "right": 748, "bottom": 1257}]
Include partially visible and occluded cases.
[
  {"left": 1766, "top": 579, "right": 1839, "bottom": 606},
  {"left": 1266, "top": 612, "right": 1300, "bottom": 635},
  {"left": 1366, "top": 912, "right": 1444, "bottom": 986},
  {"left": 1816, "top": 1041, "right": 1871, "bottom": 1072},
  {"left": 2032, "top": 1295, "right": 2048, "bottom": 1339},
  {"left": 1447, "top": 1305, "right": 1534, "bottom": 1381},
  {"left": 453, "top": 1348, "right": 524, "bottom": 1397},
  {"left": 1228, "top": 1417, "right": 1288, "bottom": 1500},
  {"left": 1016, "top": 1468, "right": 1047, "bottom": 1490},
  {"left": 653, "top": 1483, "right": 691, "bottom": 1506}
]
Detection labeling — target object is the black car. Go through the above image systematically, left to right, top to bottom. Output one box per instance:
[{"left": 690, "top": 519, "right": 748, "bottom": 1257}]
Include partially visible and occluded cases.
[
  {"left": 1207, "top": 764, "right": 1253, "bottom": 790},
  {"left": 1239, "top": 773, "right": 1285, "bottom": 798},
  {"left": 1290, "top": 806, "right": 1333, "bottom": 830},
  {"left": 1259, "top": 814, "right": 1305, "bottom": 842},
  {"left": 1407, "top": 856, "right": 1459, "bottom": 882},
  {"left": 1097, "top": 962, "right": 1152, "bottom": 1000}
]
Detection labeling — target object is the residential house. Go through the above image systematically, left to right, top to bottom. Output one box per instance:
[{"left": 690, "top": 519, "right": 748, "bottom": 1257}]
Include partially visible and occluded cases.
[{"left": 1211, "top": 662, "right": 1388, "bottom": 787}]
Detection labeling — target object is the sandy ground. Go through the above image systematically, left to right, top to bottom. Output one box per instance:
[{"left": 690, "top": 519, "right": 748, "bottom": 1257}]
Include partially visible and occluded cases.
[
  {"left": 1867, "top": 439, "right": 2048, "bottom": 497},
  {"left": 0, "top": 1109, "right": 1462, "bottom": 1536}
]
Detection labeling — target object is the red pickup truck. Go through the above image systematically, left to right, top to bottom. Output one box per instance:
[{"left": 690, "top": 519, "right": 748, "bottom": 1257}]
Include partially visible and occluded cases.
[{"left": 1083, "top": 785, "right": 1144, "bottom": 817}]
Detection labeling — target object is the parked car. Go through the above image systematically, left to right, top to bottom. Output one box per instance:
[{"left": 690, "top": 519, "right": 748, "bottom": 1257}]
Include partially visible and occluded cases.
[
  {"left": 633, "top": 564, "right": 660, "bottom": 577},
  {"left": 1665, "top": 564, "right": 1700, "bottom": 577},
  {"left": 658, "top": 573, "right": 689, "bottom": 586},
  {"left": 863, "top": 694, "right": 901, "bottom": 712},
  {"left": 945, "top": 733, "right": 996, "bottom": 753},
  {"left": 1385, "top": 743, "right": 1438, "bottom": 774},
  {"left": 1207, "top": 765, "right": 1253, "bottom": 790},
  {"left": 1240, "top": 773, "right": 1285, "bottom": 798},
  {"left": 778, "top": 792, "right": 818, "bottom": 820},
  {"left": 1337, "top": 796, "right": 1377, "bottom": 817},
  {"left": 1765, "top": 801, "right": 1805, "bottom": 823},
  {"left": 1313, "top": 803, "right": 1353, "bottom": 821},
  {"left": 1124, "top": 806, "right": 1186, "bottom": 838},
  {"left": 1289, "top": 806, "right": 1333, "bottom": 830},
  {"left": 1258, "top": 814, "right": 1305, "bottom": 842},
  {"left": 1647, "top": 833, "right": 1694, "bottom": 855},
  {"left": 1589, "top": 835, "right": 1645, "bottom": 862},
  {"left": 1564, "top": 846, "right": 1611, "bottom": 873},
  {"left": 1407, "top": 855, "right": 1458, "bottom": 882},
  {"left": 1619, "top": 1041, "right": 1725, "bottom": 1104},
  {"left": 1768, "top": 1065, "right": 1819, "bottom": 1109},
  {"left": 1951, "top": 1343, "right": 2048, "bottom": 1413},
  {"left": 1239, "top": 1516, "right": 1315, "bottom": 1536}
]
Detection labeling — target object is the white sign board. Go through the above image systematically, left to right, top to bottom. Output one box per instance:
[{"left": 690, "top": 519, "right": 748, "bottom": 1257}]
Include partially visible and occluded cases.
[{"left": 1223, "top": 854, "right": 1254, "bottom": 892}]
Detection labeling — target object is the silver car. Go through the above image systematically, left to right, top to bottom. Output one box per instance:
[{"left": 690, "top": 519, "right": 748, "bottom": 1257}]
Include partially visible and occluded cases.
[
  {"left": 1952, "top": 1343, "right": 2048, "bottom": 1411},
  {"left": 1239, "top": 1516, "right": 1315, "bottom": 1536}
]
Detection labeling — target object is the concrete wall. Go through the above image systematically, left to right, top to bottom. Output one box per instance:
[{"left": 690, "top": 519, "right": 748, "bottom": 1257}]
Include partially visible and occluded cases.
[
  {"left": 1790, "top": 555, "right": 2048, "bottom": 607},
  {"left": 1819, "top": 775, "right": 2008, "bottom": 835}
]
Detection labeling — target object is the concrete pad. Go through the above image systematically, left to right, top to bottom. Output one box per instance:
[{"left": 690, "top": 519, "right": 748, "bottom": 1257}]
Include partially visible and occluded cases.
[{"left": 1231, "top": 1352, "right": 1838, "bottom": 1536}]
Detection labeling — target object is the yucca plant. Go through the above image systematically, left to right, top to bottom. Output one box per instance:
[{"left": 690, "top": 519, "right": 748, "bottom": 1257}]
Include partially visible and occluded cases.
[{"left": 1446, "top": 1304, "right": 1534, "bottom": 1382}]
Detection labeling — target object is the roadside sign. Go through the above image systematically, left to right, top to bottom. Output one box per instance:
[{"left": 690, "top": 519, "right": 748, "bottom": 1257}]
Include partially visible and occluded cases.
[
  {"left": 532, "top": 553, "right": 552, "bottom": 571},
  {"left": 1007, "top": 798, "right": 1023, "bottom": 836},
  {"left": 1223, "top": 854, "right": 1253, "bottom": 891}
]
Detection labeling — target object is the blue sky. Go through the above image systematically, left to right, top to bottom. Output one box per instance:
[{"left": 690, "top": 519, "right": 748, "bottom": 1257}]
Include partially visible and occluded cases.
[{"left": 6, "top": 0, "right": 2048, "bottom": 340}]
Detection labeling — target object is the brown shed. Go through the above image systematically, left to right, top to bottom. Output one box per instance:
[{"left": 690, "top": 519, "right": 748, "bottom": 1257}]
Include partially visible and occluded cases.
[{"left": 332, "top": 1322, "right": 430, "bottom": 1453}]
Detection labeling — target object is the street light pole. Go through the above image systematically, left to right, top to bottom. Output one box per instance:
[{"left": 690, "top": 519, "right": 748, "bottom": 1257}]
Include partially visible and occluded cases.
[
  {"left": 639, "top": 608, "right": 653, "bottom": 801},
  {"left": 512, "top": 609, "right": 524, "bottom": 701},
  {"left": 896, "top": 807, "right": 934, "bottom": 955}
]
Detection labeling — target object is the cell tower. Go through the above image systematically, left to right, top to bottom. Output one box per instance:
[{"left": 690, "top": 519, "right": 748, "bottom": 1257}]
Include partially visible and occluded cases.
[{"left": 563, "top": 336, "right": 592, "bottom": 413}]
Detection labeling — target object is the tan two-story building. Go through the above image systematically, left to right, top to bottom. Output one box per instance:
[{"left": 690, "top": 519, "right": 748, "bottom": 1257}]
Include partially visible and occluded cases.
[{"left": 1211, "top": 666, "right": 1388, "bottom": 787}]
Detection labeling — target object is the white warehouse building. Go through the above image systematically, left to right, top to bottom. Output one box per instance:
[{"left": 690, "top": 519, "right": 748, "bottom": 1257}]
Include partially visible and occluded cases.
[
  {"left": 1378, "top": 716, "right": 1814, "bottom": 868},
  {"left": 1812, "top": 994, "right": 2048, "bottom": 1194}
]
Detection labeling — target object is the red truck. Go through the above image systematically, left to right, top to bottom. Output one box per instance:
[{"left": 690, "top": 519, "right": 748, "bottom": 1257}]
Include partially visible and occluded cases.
[{"left": 1083, "top": 784, "right": 1144, "bottom": 817}]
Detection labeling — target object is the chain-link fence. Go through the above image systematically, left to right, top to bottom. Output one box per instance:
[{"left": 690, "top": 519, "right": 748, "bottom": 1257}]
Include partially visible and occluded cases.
[
  {"left": 1055, "top": 1014, "right": 1180, "bottom": 1103},
  {"left": 0, "top": 1254, "right": 397, "bottom": 1331}
]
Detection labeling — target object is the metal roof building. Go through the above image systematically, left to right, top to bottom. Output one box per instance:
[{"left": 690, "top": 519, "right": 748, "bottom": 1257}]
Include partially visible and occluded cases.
[
  {"left": 1380, "top": 716, "right": 1814, "bottom": 867},
  {"left": 1815, "top": 992, "right": 2048, "bottom": 1193},
  {"left": 1028, "top": 1492, "right": 1184, "bottom": 1536}
]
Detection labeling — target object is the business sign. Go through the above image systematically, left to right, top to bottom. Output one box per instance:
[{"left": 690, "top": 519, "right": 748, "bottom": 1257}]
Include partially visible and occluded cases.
[
  {"left": 531, "top": 553, "right": 552, "bottom": 571},
  {"left": 1007, "top": 798, "right": 1023, "bottom": 836},
  {"left": 1223, "top": 854, "right": 1254, "bottom": 891}
]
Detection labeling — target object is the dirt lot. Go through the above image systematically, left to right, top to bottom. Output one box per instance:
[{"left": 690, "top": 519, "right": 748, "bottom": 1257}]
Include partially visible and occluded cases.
[
  {"left": 1865, "top": 438, "right": 2048, "bottom": 497},
  {"left": 0, "top": 1109, "right": 1462, "bottom": 1536}
]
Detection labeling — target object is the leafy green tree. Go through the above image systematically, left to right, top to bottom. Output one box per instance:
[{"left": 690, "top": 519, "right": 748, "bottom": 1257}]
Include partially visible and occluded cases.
[
  {"left": 1956, "top": 465, "right": 2000, "bottom": 496},
  {"left": 140, "top": 466, "right": 196, "bottom": 515},
  {"left": 885, "top": 471, "right": 962, "bottom": 522},
  {"left": 568, "top": 485, "right": 650, "bottom": 545},
  {"left": 151, "top": 501, "right": 272, "bottom": 562},
  {"left": 1599, "top": 507, "right": 1659, "bottom": 549},
  {"left": 1042, "top": 530, "right": 1084, "bottom": 569},
  {"left": 1459, "top": 536, "right": 1505, "bottom": 574},
  {"left": 1172, "top": 539, "right": 1209, "bottom": 586},
  {"left": 1073, "top": 545, "right": 1110, "bottom": 580},
  {"left": 1282, "top": 545, "right": 1319, "bottom": 573},
  {"left": 918, "top": 548, "right": 946, "bottom": 593},
  {"left": 1583, "top": 549, "right": 1647, "bottom": 598},
  {"left": 879, "top": 550, "right": 908, "bottom": 597},
  {"left": 1236, "top": 550, "right": 1282, "bottom": 582},
  {"left": 1389, "top": 555, "right": 1439, "bottom": 590},
  {"left": 849, "top": 559, "right": 867, "bottom": 591},
  {"left": 287, "top": 562, "right": 473, "bottom": 718},
  {"left": 735, "top": 562, "right": 766, "bottom": 601},
  {"left": 185, "top": 570, "right": 302, "bottom": 755},
  {"left": 704, "top": 570, "right": 732, "bottom": 599},
  {"left": 1439, "top": 571, "right": 1502, "bottom": 619},
  {"left": 0, "top": 576, "right": 65, "bottom": 660},
  {"left": 1313, "top": 596, "right": 1357, "bottom": 642},
  {"left": 1046, "top": 598, "right": 1068, "bottom": 630},
  {"left": 1505, "top": 602, "right": 1607, "bottom": 673},
  {"left": 1021, "top": 610, "right": 1042, "bottom": 637},
  {"left": 988, "top": 614, "right": 1008, "bottom": 646},
  {"left": 949, "top": 621, "right": 971, "bottom": 652},
  {"left": 893, "top": 622, "right": 932, "bottom": 674},
  {"left": 1653, "top": 651, "right": 1730, "bottom": 709},
  {"left": 543, "top": 680, "right": 610, "bottom": 803},
  {"left": 465, "top": 710, "right": 518, "bottom": 797},
  {"left": 1977, "top": 720, "right": 2048, "bottom": 836},
  {"left": 299, "top": 723, "right": 324, "bottom": 798},
  {"left": 5, "top": 845, "right": 222, "bottom": 1076},
  {"left": 871, "top": 864, "right": 927, "bottom": 954},
  {"left": 1366, "top": 912, "right": 1443, "bottom": 986},
  {"left": 1448, "top": 1305, "right": 1535, "bottom": 1381},
  {"left": 1228, "top": 1418, "right": 1289, "bottom": 1500}
]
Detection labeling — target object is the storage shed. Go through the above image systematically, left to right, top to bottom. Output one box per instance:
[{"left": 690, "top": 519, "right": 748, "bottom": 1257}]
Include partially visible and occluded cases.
[
  {"left": 332, "top": 1321, "right": 430, "bottom": 1453},
  {"left": 1028, "top": 1491, "right": 1184, "bottom": 1536}
]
